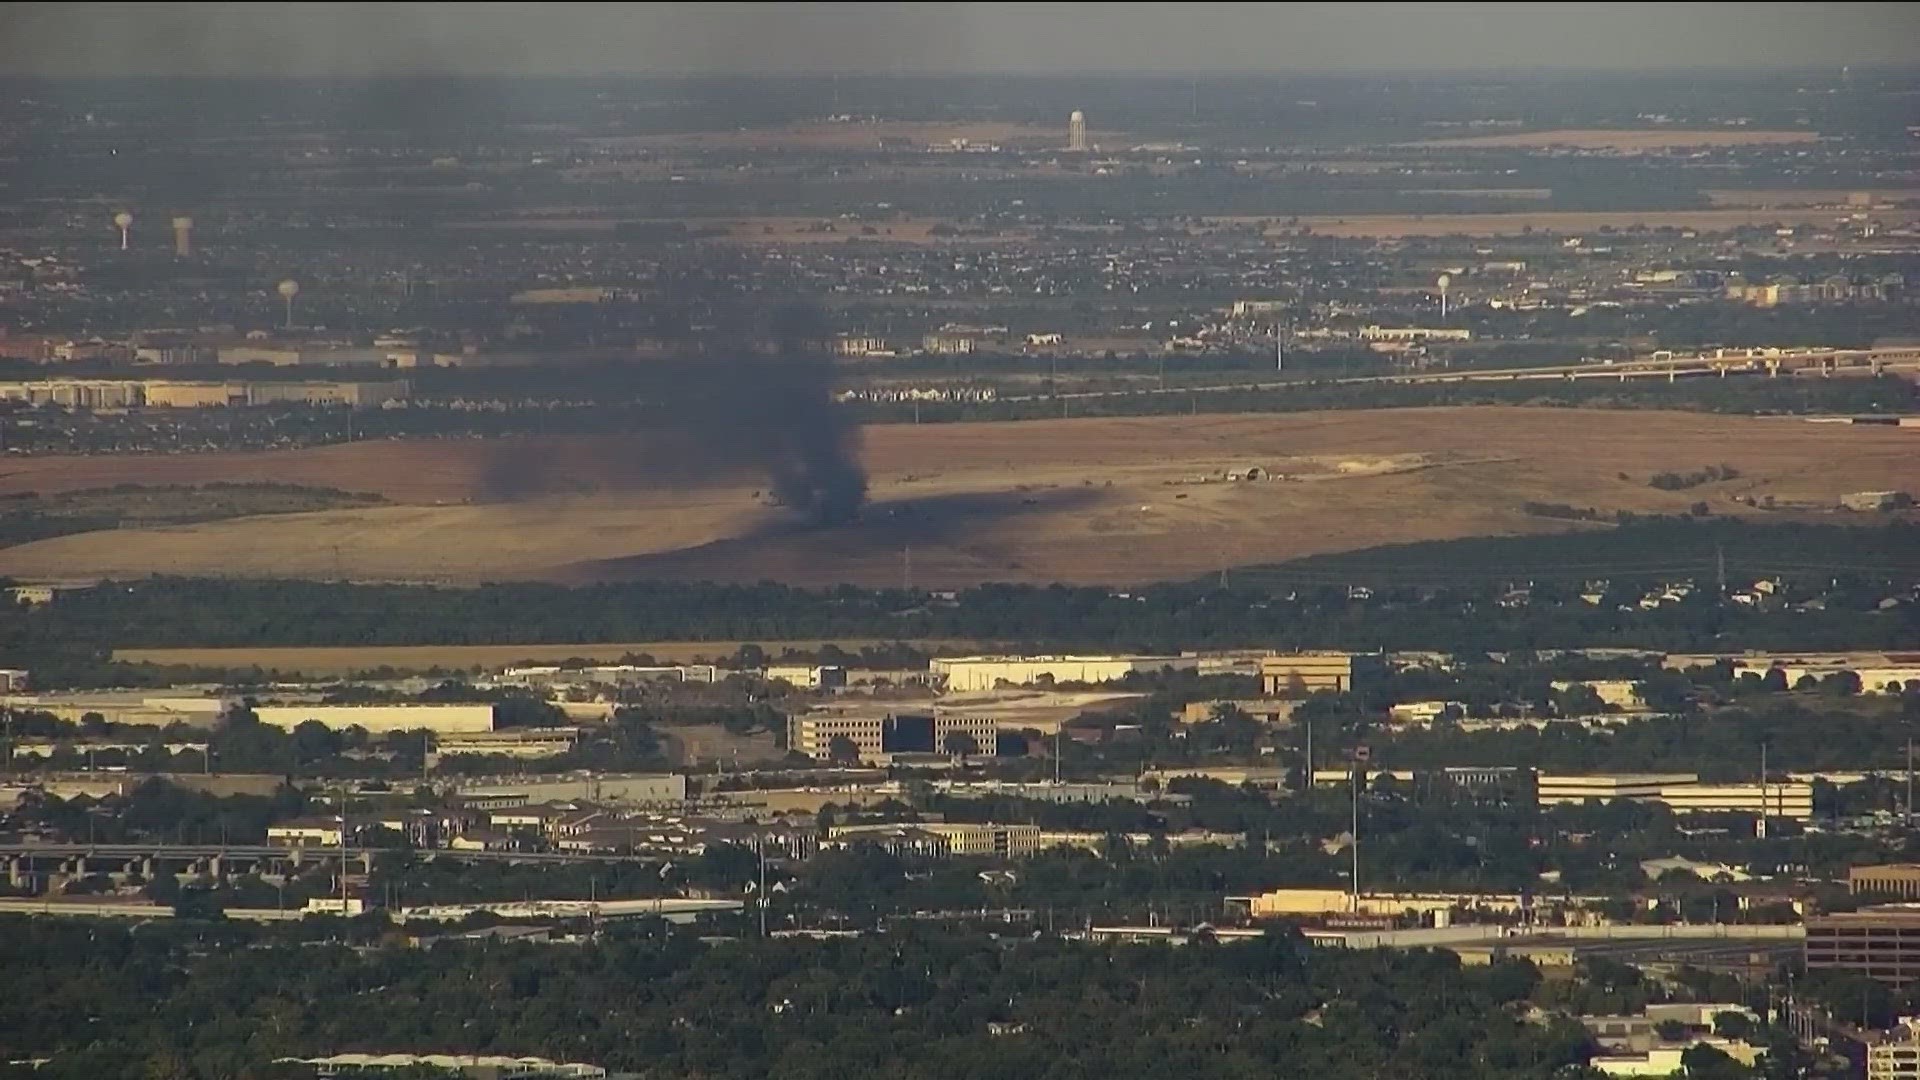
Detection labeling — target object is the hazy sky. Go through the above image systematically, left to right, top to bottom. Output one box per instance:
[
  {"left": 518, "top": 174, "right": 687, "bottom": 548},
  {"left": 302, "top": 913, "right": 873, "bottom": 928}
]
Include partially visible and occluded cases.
[{"left": 2, "top": 2, "right": 1916, "bottom": 77}]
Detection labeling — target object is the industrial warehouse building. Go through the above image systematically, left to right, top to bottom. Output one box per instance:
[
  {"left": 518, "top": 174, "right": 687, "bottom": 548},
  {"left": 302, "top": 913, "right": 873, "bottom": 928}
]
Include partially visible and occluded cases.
[
  {"left": 0, "top": 377, "right": 410, "bottom": 409},
  {"left": 1258, "top": 652, "right": 1386, "bottom": 696},
  {"left": 932, "top": 654, "right": 1199, "bottom": 693},
  {"left": 251, "top": 703, "right": 496, "bottom": 734},
  {"left": 787, "top": 709, "right": 1001, "bottom": 763},
  {"left": 1536, "top": 773, "right": 1814, "bottom": 821}
]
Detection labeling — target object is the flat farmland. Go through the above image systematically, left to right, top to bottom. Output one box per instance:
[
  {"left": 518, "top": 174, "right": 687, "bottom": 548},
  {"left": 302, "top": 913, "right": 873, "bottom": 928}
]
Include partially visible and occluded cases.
[
  {"left": 4, "top": 408, "right": 1913, "bottom": 588},
  {"left": 114, "top": 640, "right": 985, "bottom": 676}
]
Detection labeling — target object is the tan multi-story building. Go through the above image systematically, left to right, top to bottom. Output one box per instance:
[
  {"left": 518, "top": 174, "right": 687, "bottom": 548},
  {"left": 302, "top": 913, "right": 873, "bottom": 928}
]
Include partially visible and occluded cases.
[
  {"left": 1259, "top": 652, "right": 1385, "bottom": 697},
  {"left": 1550, "top": 679, "right": 1646, "bottom": 710},
  {"left": 252, "top": 703, "right": 495, "bottom": 734},
  {"left": 787, "top": 709, "right": 1000, "bottom": 762},
  {"left": 788, "top": 711, "right": 888, "bottom": 760},
  {"left": 1535, "top": 773, "right": 1813, "bottom": 821},
  {"left": 1536, "top": 773, "right": 1697, "bottom": 805},
  {"left": 1660, "top": 782, "right": 1814, "bottom": 821},
  {"left": 1853, "top": 865, "right": 1920, "bottom": 900},
  {"left": 1807, "top": 908, "right": 1920, "bottom": 984},
  {"left": 1871, "top": 1032, "right": 1920, "bottom": 1080}
]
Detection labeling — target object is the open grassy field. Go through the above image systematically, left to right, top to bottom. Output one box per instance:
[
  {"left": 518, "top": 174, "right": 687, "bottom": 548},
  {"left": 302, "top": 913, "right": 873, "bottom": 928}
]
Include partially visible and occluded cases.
[
  {"left": 1413, "top": 128, "right": 1820, "bottom": 150},
  {"left": 4, "top": 407, "right": 1914, "bottom": 588},
  {"left": 114, "top": 639, "right": 985, "bottom": 676}
]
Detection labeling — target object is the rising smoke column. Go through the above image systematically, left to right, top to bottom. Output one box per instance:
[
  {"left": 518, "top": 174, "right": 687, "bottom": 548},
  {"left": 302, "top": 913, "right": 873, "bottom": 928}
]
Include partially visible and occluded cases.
[
  {"left": 714, "top": 303, "right": 871, "bottom": 522},
  {"left": 479, "top": 304, "right": 866, "bottom": 524},
  {"left": 750, "top": 304, "right": 868, "bottom": 524}
]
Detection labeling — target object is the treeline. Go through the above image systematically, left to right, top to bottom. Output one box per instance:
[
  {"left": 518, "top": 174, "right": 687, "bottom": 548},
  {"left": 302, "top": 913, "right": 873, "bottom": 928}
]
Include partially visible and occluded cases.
[
  {"left": 1248, "top": 519, "right": 1920, "bottom": 585},
  {"left": 5, "top": 525, "right": 1915, "bottom": 687},
  {"left": 0, "top": 918, "right": 1607, "bottom": 1080}
]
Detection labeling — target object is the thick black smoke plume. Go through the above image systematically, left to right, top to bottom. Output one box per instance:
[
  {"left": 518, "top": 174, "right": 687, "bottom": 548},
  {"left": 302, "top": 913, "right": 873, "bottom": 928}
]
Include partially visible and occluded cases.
[
  {"left": 481, "top": 305, "right": 866, "bottom": 524},
  {"left": 729, "top": 305, "right": 868, "bottom": 524}
]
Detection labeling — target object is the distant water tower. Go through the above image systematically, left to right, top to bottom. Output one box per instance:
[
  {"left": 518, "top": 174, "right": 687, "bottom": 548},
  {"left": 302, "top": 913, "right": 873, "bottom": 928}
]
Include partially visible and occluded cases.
[
  {"left": 1068, "top": 109, "right": 1088, "bottom": 152},
  {"left": 112, "top": 210, "right": 133, "bottom": 251},
  {"left": 171, "top": 216, "right": 194, "bottom": 257},
  {"left": 1437, "top": 273, "right": 1452, "bottom": 319},
  {"left": 277, "top": 279, "right": 300, "bottom": 329}
]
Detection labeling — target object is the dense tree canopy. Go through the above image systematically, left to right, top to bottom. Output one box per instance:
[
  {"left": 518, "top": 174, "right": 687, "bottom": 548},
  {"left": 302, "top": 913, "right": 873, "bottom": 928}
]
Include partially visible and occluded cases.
[{"left": 0, "top": 917, "right": 1610, "bottom": 1080}]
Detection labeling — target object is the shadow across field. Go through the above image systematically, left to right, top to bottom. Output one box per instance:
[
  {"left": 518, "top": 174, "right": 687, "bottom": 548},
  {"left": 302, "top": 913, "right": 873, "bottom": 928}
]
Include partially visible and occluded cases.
[{"left": 558, "top": 487, "right": 1100, "bottom": 585}]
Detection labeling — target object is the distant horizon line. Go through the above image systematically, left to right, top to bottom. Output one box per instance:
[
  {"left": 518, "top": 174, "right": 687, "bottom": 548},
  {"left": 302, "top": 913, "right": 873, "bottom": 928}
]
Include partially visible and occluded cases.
[{"left": 0, "top": 67, "right": 1915, "bottom": 80}]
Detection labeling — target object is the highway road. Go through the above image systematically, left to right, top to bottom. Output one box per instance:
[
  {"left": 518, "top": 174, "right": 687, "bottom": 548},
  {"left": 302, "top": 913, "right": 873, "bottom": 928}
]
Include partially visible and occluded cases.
[{"left": 999, "top": 345, "right": 1920, "bottom": 406}]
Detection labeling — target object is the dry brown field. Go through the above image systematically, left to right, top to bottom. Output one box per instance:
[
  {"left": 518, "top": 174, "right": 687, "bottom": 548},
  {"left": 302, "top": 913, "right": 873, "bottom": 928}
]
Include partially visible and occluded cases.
[
  {"left": 1413, "top": 128, "right": 1820, "bottom": 150},
  {"left": 1706, "top": 189, "right": 1920, "bottom": 207},
  {"left": 5, "top": 407, "right": 1914, "bottom": 590},
  {"left": 113, "top": 640, "right": 984, "bottom": 676}
]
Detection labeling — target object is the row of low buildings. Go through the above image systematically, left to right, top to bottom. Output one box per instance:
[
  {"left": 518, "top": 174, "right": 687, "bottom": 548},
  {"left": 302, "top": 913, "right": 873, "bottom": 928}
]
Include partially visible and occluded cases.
[
  {"left": 0, "top": 377, "right": 411, "bottom": 409},
  {"left": 922, "top": 651, "right": 1382, "bottom": 696},
  {"left": 1, "top": 697, "right": 507, "bottom": 736},
  {"left": 1309, "top": 767, "right": 1816, "bottom": 821}
]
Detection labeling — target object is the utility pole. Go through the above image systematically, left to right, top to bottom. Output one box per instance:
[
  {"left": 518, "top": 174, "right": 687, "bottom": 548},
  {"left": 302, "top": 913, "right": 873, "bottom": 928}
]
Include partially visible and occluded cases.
[
  {"left": 1716, "top": 542, "right": 1727, "bottom": 596},
  {"left": 902, "top": 545, "right": 912, "bottom": 592},
  {"left": 1304, "top": 718, "right": 1313, "bottom": 792},
  {"left": 1907, "top": 737, "right": 1913, "bottom": 830},
  {"left": 1759, "top": 741, "right": 1768, "bottom": 839},
  {"left": 1350, "top": 763, "right": 1361, "bottom": 911},
  {"left": 338, "top": 804, "right": 350, "bottom": 915},
  {"left": 758, "top": 846, "right": 769, "bottom": 937}
]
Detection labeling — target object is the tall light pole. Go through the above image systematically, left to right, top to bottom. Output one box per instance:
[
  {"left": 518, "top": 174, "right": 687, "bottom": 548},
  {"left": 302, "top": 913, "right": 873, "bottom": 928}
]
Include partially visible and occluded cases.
[{"left": 1351, "top": 762, "right": 1362, "bottom": 911}]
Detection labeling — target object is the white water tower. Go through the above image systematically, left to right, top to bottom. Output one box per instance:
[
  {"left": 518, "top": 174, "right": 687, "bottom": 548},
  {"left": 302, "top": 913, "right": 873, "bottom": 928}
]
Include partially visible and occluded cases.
[
  {"left": 112, "top": 210, "right": 133, "bottom": 251},
  {"left": 171, "top": 216, "right": 194, "bottom": 257},
  {"left": 1436, "top": 273, "right": 1452, "bottom": 319},
  {"left": 277, "top": 279, "right": 300, "bottom": 329}
]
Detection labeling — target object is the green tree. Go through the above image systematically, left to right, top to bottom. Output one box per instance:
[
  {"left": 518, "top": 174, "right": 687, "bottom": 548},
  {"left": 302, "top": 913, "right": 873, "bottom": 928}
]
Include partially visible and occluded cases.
[
  {"left": 942, "top": 731, "right": 982, "bottom": 760},
  {"left": 827, "top": 735, "right": 861, "bottom": 765},
  {"left": 1712, "top": 1010, "right": 1755, "bottom": 1041},
  {"left": 1681, "top": 1042, "right": 1754, "bottom": 1079}
]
